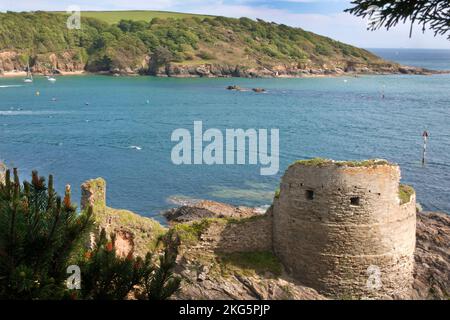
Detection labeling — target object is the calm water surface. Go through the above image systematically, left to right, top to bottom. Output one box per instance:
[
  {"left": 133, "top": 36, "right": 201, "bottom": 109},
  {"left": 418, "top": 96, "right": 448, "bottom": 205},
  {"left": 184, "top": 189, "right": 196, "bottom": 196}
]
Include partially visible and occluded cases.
[{"left": 0, "top": 49, "right": 449, "bottom": 221}]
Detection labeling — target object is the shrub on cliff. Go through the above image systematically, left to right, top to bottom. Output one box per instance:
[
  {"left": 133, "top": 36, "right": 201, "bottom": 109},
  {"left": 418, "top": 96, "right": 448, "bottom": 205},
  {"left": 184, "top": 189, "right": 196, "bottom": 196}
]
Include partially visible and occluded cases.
[
  {"left": 0, "top": 169, "right": 93, "bottom": 299},
  {"left": 78, "top": 229, "right": 181, "bottom": 300}
]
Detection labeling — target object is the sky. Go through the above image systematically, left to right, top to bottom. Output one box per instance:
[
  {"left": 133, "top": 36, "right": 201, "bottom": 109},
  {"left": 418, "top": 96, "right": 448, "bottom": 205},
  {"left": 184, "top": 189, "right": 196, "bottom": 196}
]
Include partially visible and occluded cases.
[{"left": 1, "top": 0, "right": 449, "bottom": 49}]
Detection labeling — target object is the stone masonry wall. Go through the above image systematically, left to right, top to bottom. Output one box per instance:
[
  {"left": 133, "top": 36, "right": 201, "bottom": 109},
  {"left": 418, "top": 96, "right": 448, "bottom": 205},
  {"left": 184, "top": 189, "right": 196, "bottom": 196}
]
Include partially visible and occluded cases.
[
  {"left": 273, "top": 161, "right": 416, "bottom": 299},
  {"left": 195, "top": 215, "right": 273, "bottom": 254}
]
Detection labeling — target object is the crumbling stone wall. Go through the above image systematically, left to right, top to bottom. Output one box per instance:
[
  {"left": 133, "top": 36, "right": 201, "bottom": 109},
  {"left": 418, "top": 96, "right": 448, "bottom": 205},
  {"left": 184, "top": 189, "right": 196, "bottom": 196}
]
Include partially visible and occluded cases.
[
  {"left": 272, "top": 161, "right": 416, "bottom": 299},
  {"left": 81, "top": 178, "right": 106, "bottom": 212},
  {"left": 190, "top": 215, "right": 273, "bottom": 254}
]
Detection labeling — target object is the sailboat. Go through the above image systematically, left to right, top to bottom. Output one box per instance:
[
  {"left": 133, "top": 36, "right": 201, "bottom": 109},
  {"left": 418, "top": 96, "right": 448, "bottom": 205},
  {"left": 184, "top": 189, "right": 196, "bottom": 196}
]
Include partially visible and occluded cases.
[
  {"left": 23, "top": 62, "right": 33, "bottom": 83},
  {"left": 48, "top": 67, "right": 57, "bottom": 82}
]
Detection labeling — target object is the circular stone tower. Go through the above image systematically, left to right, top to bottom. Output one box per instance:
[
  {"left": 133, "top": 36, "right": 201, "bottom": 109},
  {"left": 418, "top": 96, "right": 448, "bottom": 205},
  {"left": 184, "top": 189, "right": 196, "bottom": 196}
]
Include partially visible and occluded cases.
[{"left": 272, "top": 159, "right": 416, "bottom": 299}]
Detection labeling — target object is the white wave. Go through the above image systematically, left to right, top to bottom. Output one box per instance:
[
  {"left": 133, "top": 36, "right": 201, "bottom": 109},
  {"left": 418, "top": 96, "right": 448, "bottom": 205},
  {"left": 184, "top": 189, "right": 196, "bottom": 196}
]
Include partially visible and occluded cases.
[
  {"left": 0, "top": 85, "right": 23, "bottom": 88},
  {"left": 0, "top": 110, "right": 65, "bottom": 116},
  {"left": 129, "top": 145, "right": 142, "bottom": 150},
  {"left": 166, "top": 195, "right": 201, "bottom": 206},
  {"left": 254, "top": 205, "right": 270, "bottom": 214}
]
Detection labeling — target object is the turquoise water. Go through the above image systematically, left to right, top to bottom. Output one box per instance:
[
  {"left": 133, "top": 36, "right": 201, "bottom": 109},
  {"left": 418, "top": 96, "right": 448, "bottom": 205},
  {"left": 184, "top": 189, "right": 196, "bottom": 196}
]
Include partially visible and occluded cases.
[{"left": 0, "top": 49, "right": 449, "bottom": 221}]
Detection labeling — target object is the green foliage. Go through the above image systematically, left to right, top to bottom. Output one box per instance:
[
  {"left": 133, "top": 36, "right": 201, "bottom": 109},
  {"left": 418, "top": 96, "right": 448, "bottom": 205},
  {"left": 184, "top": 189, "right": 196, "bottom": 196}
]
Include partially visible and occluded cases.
[
  {"left": 346, "top": 0, "right": 450, "bottom": 40},
  {"left": 64, "top": 10, "right": 213, "bottom": 24},
  {"left": 0, "top": 11, "right": 382, "bottom": 73},
  {"left": 196, "top": 50, "right": 216, "bottom": 60},
  {"left": 292, "top": 158, "right": 390, "bottom": 167},
  {"left": 292, "top": 158, "right": 334, "bottom": 167},
  {"left": 0, "top": 169, "right": 93, "bottom": 299},
  {"left": 0, "top": 169, "right": 180, "bottom": 300},
  {"left": 399, "top": 184, "right": 415, "bottom": 205},
  {"left": 274, "top": 188, "right": 280, "bottom": 199},
  {"left": 171, "top": 219, "right": 213, "bottom": 244},
  {"left": 75, "top": 228, "right": 181, "bottom": 300},
  {"left": 77, "top": 229, "right": 143, "bottom": 300},
  {"left": 141, "top": 238, "right": 181, "bottom": 300},
  {"left": 219, "top": 251, "right": 282, "bottom": 277}
]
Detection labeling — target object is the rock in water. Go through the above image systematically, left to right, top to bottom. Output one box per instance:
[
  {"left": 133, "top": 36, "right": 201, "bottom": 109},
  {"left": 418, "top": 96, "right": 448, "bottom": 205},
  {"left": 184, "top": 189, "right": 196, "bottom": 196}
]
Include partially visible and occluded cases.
[
  {"left": 226, "top": 85, "right": 242, "bottom": 91},
  {"left": 252, "top": 88, "right": 266, "bottom": 93},
  {"left": 163, "top": 199, "right": 264, "bottom": 223}
]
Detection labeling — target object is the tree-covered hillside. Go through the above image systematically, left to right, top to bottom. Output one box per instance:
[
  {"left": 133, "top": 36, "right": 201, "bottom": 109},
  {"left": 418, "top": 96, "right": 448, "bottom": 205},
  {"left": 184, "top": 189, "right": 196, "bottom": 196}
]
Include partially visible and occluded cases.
[{"left": 0, "top": 11, "right": 405, "bottom": 76}]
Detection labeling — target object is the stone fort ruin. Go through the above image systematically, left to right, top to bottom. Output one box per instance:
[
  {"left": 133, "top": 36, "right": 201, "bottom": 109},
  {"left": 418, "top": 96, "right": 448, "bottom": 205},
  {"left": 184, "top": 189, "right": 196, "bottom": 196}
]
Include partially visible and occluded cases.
[
  {"left": 81, "top": 158, "right": 417, "bottom": 299},
  {"left": 272, "top": 159, "right": 416, "bottom": 299}
]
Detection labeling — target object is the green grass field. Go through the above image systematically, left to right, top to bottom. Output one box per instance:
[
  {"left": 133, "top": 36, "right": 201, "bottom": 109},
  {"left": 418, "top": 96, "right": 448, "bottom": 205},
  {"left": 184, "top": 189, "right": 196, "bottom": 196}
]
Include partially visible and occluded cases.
[{"left": 54, "top": 10, "right": 215, "bottom": 24}]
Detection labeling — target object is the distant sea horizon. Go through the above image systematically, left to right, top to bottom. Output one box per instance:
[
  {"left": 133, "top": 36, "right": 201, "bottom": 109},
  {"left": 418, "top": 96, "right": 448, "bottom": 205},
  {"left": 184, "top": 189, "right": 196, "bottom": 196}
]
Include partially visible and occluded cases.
[
  {"left": 0, "top": 48, "right": 449, "bottom": 222},
  {"left": 368, "top": 48, "right": 450, "bottom": 71}
]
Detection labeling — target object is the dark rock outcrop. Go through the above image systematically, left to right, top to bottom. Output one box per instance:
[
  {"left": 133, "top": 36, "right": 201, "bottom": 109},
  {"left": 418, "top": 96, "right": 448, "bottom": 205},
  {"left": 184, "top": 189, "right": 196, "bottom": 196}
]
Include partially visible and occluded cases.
[{"left": 163, "top": 199, "right": 263, "bottom": 224}]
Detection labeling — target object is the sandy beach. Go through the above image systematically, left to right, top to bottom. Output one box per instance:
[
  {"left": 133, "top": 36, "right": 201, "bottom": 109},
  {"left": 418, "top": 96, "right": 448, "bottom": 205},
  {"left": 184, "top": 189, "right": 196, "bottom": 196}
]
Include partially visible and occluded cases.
[{"left": 0, "top": 70, "right": 86, "bottom": 78}]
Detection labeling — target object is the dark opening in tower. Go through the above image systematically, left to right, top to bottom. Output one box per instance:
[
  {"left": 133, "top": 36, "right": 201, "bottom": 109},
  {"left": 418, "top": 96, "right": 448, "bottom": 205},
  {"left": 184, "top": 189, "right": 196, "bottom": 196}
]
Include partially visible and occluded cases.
[
  {"left": 306, "top": 190, "right": 314, "bottom": 200},
  {"left": 350, "top": 196, "right": 360, "bottom": 206}
]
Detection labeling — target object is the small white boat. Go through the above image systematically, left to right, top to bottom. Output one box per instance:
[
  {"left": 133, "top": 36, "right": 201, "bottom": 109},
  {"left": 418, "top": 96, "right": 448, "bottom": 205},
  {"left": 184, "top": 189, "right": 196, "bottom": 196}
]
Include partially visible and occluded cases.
[
  {"left": 24, "top": 61, "right": 33, "bottom": 83},
  {"left": 48, "top": 77, "right": 56, "bottom": 82}
]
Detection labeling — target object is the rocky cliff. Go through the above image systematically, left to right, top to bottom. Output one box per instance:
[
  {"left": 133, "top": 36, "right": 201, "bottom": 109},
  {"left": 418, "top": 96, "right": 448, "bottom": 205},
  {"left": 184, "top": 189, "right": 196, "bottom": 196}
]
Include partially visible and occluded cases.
[
  {"left": 0, "top": 50, "right": 437, "bottom": 77},
  {"left": 0, "top": 50, "right": 86, "bottom": 75}
]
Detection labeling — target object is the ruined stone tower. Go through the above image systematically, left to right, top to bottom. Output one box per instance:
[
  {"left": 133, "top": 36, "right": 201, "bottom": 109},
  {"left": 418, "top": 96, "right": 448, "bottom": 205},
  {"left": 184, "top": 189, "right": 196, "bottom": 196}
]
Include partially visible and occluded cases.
[{"left": 272, "top": 159, "right": 416, "bottom": 299}]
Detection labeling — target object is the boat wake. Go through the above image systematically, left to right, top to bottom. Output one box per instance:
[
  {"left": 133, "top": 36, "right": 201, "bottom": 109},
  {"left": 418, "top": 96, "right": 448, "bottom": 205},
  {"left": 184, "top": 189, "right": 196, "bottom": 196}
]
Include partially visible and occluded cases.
[{"left": 0, "top": 85, "right": 23, "bottom": 88}]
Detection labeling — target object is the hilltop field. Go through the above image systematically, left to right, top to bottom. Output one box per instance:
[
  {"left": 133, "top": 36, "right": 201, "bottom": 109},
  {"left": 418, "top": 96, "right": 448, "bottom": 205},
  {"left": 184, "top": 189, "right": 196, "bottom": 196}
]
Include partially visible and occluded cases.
[{"left": 54, "top": 10, "right": 214, "bottom": 24}]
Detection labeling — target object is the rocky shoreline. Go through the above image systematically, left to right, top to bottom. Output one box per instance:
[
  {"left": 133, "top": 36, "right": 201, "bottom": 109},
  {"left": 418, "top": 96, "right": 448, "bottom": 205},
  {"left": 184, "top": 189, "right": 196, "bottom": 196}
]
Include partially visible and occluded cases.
[{"left": 1, "top": 50, "right": 447, "bottom": 79}]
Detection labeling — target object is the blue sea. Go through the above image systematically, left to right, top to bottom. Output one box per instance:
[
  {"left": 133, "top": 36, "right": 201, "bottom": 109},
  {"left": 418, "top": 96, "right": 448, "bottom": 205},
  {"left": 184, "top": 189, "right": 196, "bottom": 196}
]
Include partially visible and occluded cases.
[{"left": 1, "top": 49, "right": 449, "bottom": 221}]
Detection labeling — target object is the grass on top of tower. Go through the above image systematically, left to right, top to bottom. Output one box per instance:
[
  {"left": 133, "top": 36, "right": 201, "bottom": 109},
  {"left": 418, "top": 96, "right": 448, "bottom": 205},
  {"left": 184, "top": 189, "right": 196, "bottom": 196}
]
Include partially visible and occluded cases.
[
  {"left": 291, "top": 158, "right": 391, "bottom": 168},
  {"left": 291, "top": 158, "right": 334, "bottom": 167}
]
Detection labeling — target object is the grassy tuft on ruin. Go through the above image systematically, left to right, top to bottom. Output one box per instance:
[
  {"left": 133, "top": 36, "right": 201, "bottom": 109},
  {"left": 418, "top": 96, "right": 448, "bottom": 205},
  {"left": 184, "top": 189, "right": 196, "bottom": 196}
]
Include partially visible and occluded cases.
[
  {"left": 291, "top": 158, "right": 391, "bottom": 168},
  {"left": 399, "top": 184, "right": 415, "bottom": 205}
]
